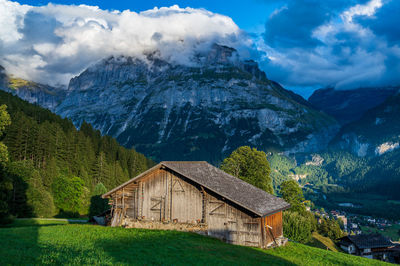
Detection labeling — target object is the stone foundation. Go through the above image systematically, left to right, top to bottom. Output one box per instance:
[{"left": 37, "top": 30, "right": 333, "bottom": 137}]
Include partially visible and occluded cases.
[{"left": 122, "top": 218, "right": 208, "bottom": 233}]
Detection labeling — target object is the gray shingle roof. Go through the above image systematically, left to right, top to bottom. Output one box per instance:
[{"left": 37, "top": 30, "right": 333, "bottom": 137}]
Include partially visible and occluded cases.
[
  {"left": 103, "top": 161, "right": 290, "bottom": 217},
  {"left": 162, "top": 161, "right": 290, "bottom": 217},
  {"left": 340, "top": 234, "right": 393, "bottom": 249}
]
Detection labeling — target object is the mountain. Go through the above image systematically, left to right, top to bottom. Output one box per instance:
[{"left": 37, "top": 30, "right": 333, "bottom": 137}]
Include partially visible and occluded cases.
[
  {"left": 55, "top": 44, "right": 338, "bottom": 162},
  {"left": 0, "top": 66, "right": 66, "bottom": 110},
  {"left": 308, "top": 87, "right": 398, "bottom": 125},
  {"left": 331, "top": 91, "right": 400, "bottom": 157}
]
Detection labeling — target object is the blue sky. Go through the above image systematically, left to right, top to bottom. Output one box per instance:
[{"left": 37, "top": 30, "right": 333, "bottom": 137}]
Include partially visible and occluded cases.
[
  {"left": 1, "top": 0, "right": 399, "bottom": 98},
  {"left": 16, "top": 0, "right": 279, "bottom": 32}
]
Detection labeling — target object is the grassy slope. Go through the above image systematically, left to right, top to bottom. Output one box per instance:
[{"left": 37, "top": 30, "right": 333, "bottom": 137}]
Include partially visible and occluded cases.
[
  {"left": 0, "top": 221, "right": 388, "bottom": 265},
  {"left": 308, "top": 232, "right": 341, "bottom": 252}
]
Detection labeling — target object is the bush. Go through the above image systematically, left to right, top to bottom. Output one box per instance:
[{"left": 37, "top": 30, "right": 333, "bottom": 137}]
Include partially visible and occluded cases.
[
  {"left": 26, "top": 170, "right": 56, "bottom": 217},
  {"left": 53, "top": 175, "right": 86, "bottom": 216},
  {"left": 89, "top": 183, "right": 109, "bottom": 217},
  {"left": 283, "top": 211, "right": 314, "bottom": 243},
  {"left": 318, "top": 217, "right": 344, "bottom": 240}
]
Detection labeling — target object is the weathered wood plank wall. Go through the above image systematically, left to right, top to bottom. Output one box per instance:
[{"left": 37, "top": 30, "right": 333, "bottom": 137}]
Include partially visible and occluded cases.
[
  {"left": 110, "top": 167, "right": 283, "bottom": 247},
  {"left": 265, "top": 211, "right": 283, "bottom": 244}
]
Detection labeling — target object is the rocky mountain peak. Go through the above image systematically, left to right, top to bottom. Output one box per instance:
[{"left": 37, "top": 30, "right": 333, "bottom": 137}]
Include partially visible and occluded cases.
[
  {"left": 202, "top": 43, "right": 239, "bottom": 65},
  {"left": 55, "top": 44, "right": 338, "bottom": 162}
]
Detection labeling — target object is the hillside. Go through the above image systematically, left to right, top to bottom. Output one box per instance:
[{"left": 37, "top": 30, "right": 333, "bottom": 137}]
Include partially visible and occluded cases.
[
  {"left": 0, "top": 90, "right": 153, "bottom": 220},
  {"left": 332, "top": 93, "right": 400, "bottom": 157},
  {"left": 267, "top": 151, "right": 400, "bottom": 220},
  {"left": 0, "top": 221, "right": 388, "bottom": 265},
  {"left": 309, "top": 232, "right": 341, "bottom": 252}
]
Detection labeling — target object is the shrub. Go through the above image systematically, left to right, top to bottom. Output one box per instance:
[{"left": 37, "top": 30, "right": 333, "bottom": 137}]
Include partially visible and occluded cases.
[{"left": 283, "top": 211, "right": 313, "bottom": 243}]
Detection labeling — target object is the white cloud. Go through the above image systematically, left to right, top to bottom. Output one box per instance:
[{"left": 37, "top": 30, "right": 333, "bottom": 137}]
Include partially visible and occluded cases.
[
  {"left": 260, "top": 0, "right": 400, "bottom": 94},
  {"left": 0, "top": 1, "right": 249, "bottom": 86}
]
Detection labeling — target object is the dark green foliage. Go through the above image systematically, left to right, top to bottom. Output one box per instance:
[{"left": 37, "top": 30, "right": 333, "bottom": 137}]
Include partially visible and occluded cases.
[
  {"left": 0, "top": 90, "right": 153, "bottom": 218},
  {"left": 0, "top": 105, "right": 12, "bottom": 224},
  {"left": 0, "top": 105, "right": 10, "bottom": 165},
  {"left": 220, "top": 146, "right": 273, "bottom": 194},
  {"left": 267, "top": 153, "right": 295, "bottom": 192},
  {"left": 5, "top": 161, "right": 34, "bottom": 217},
  {"left": 0, "top": 165, "right": 14, "bottom": 224},
  {"left": 26, "top": 170, "right": 56, "bottom": 217},
  {"left": 53, "top": 175, "right": 85, "bottom": 216},
  {"left": 280, "top": 180, "right": 305, "bottom": 213},
  {"left": 89, "top": 183, "right": 109, "bottom": 217},
  {"left": 318, "top": 217, "right": 344, "bottom": 240}
]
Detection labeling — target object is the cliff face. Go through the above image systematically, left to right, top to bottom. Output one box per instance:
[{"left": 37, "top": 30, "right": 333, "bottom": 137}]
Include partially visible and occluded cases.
[
  {"left": 56, "top": 45, "right": 339, "bottom": 162},
  {"left": 0, "top": 67, "right": 66, "bottom": 110}
]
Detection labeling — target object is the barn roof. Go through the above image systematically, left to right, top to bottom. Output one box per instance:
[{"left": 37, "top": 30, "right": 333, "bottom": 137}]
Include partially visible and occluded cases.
[
  {"left": 103, "top": 161, "right": 290, "bottom": 217},
  {"left": 338, "top": 234, "right": 394, "bottom": 249}
]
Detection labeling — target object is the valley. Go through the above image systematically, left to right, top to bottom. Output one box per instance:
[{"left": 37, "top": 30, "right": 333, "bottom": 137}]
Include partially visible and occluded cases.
[
  {"left": 1, "top": 0, "right": 400, "bottom": 264},
  {"left": 1, "top": 44, "right": 400, "bottom": 224}
]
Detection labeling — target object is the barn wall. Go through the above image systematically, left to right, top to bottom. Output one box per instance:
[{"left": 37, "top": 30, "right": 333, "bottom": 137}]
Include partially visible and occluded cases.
[
  {"left": 109, "top": 167, "right": 283, "bottom": 248},
  {"left": 116, "top": 168, "right": 203, "bottom": 223},
  {"left": 206, "top": 193, "right": 262, "bottom": 247},
  {"left": 264, "top": 211, "right": 283, "bottom": 244}
]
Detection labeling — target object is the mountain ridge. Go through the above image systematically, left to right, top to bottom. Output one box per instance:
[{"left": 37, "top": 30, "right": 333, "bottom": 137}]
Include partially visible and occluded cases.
[
  {"left": 1, "top": 44, "right": 339, "bottom": 163},
  {"left": 54, "top": 44, "right": 338, "bottom": 162},
  {"left": 309, "top": 87, "right": 398, "bottom": 125}
]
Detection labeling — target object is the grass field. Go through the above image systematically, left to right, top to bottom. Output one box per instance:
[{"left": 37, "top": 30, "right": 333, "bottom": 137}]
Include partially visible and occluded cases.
[
  {"left": 0, "top": 220, "right": 389, "bottom": 265},
  {"left": 307, "top": 232, "right": 341, "bottom": 252}
]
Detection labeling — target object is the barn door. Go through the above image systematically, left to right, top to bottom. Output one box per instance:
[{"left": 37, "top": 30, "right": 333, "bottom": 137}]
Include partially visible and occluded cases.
[
  {"left": 171, "top": 177, "right": 186, "bottom": 223},
  {"left": 150, "top": 196, "right": 164, "bottom": 221},
  {"left": 226, "top": 220, "right": 238, "bottom": 244},
  {"left": 243, "top": 220, "right": 261, "bottom": 247}
]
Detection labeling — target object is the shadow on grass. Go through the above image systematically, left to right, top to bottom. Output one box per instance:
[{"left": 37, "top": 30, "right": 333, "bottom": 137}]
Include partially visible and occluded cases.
[
  {"left": 1, "top": 224, "right": 294, "bottom": 265},
  {"left": 95, "top": 228, "right": 296, "bottom": 265}
]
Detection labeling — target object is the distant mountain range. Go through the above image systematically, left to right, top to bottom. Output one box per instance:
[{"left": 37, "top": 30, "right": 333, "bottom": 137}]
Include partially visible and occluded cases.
[
  {"left": 0, "top": 44, "right": 339, "bottom": 163},
  {"left": 308, "top": 87, "right": 398, "bottom": 125},
  {"left": 331, "top": 91, "right": 400, "bottom": 157}
]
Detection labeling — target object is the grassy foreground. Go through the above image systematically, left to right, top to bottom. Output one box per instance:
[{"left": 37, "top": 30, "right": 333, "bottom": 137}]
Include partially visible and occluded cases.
[
  {"left": 0, "top": 220, "right": 388, "bottom": 265},
  {"left": 308, "top": 232, "right": 341, "bottom": 252}
]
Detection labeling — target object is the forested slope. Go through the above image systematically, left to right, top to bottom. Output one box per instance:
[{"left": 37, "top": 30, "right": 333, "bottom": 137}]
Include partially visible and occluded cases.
[{"left": 0, "top": 90, "right": 153, "bottom": 220}]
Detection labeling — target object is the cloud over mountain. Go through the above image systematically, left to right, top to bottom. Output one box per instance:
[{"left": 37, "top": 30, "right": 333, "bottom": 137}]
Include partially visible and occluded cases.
[
  {"left": 0, "top": 0, "right": 249, "bottom": 85},
  {"left": 0, "top": 0, "right": 399, "bottom": 93}
]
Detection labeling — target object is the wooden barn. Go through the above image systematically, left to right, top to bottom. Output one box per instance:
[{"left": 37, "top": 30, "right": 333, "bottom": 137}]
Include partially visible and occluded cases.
[{"left": 102, "top": 161, "right": 290, "bottom": 248}]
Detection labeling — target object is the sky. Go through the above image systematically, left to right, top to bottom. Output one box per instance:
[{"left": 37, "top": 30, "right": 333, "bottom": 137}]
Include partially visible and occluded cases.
[{"left": 0, "top": 0, "right": 399, "bottom": 98}]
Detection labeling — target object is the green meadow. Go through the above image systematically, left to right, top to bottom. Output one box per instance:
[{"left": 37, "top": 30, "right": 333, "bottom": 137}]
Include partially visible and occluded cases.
[{"left": 0, "top": 219, "right": 388, "bottom": 265}]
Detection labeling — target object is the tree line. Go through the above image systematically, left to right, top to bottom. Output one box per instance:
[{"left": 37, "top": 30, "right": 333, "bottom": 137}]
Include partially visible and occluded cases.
[{"left": 0, "top": 91, "right": 153, "bottom": 222}]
